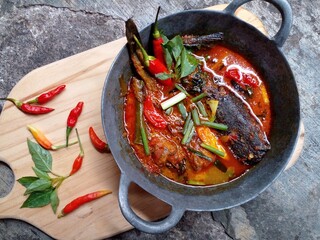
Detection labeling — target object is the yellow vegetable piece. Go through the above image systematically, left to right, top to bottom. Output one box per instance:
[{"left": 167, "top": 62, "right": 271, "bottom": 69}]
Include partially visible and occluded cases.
[
  {"left": 260, "top": 84, "right": 270, "bottom": 104},
  {"left": 207, "top": 99, "right": 219, "bottom": 121},
  {"left": 196, "top": 126, "right": 229, "bottom": 160}
]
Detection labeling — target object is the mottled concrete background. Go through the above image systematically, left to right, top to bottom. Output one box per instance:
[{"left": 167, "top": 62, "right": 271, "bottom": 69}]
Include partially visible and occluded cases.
[{"left": 0, "top": 0, "right": 319, "bottom": 239}]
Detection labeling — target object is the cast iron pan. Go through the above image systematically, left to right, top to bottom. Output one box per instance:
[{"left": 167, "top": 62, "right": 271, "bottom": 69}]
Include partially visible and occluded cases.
[{"left": 102, "top": 0, "right": 300, "bottom": 233}]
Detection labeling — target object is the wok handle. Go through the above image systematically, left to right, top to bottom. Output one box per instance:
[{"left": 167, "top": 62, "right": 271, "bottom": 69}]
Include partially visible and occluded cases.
[
  {"left": 224, "top": 0, "right": 292, "bottom": 47},
  {"left": 118, "top": 173, "right": 185, "bottom": 233}
]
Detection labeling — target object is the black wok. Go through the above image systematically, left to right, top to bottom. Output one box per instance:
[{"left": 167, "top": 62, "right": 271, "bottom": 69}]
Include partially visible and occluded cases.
[{"left": 101, "top": 0, "right": 300, "bottom": 233}]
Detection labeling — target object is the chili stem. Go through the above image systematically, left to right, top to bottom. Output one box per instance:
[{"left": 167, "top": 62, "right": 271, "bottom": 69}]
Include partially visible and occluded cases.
[
  {"left": 161, "top": 92, "right": 187, "bottom": 110},
  {"left": 191, "top": 93, "right": 207, "bottom": 102},
  {"left": 200, "top": 121, "right": 228, "bottom": 131},
  {"left": 75, "top": 128, "right": 84, "bottom": 156},
  {"left": 51, "top": 140, "right": 78, "bottom": 150},
  {"left": 200, "top": 143, "right": 225, "bottom": 158}
]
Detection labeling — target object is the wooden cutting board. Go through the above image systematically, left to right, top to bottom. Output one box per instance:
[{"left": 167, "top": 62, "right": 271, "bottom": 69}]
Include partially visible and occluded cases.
[{"left": 0, "top": 4, "right": 304, "bottom": 240}]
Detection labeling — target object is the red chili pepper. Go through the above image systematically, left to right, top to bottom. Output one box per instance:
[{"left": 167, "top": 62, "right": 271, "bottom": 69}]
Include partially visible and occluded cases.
[
  {"left": 152, "top": 7, "right": 166, "bottom": 66},
  {"left": 133, "top": 35, "right": 174, "bottom": 87},
  {"left": 225, "top": 67, "right": 260, "bottom": 88},
  {"left": 243, "top": 73, "right": 260, "bottom": 87},
  {"left": 27, "top": 85, "right": 66, "bottom": 104},
  {"left": 143, "top": 95, "right": 167, "bottom": 129},
  {"left": 0, "top": 97, "right": 54, "bottom": 114},
  {"left": 66, "top": 101, "right": 84, "bottom": 147},
  {"left": 89, "top": 126, "right": 110, "bottom": 153},
  {"left": 69, "top": 129, "right": 84, "bottom": 176},
  {"left": 58, "top": 190, "right": 112, "bottom": 218}
]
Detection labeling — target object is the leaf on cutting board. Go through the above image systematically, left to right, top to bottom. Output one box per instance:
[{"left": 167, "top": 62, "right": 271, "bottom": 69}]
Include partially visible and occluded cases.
[
  {"left": 27, "top": 139, "right": 52, "bottom": 172},
  {"left": 32, "top": 166, "right": 50, "bottom": 180},
  {"left": 17, "top": 176, "right": 39, "bottom": 188},
  {"left": 24, "top": 178, "right": 52, "bottom": 195},
  {"left": 21, "top": 188, "right": 53, "bottom": 208},
  {"left": 50, "top": 189, "right": 59, "bottom": 214}
]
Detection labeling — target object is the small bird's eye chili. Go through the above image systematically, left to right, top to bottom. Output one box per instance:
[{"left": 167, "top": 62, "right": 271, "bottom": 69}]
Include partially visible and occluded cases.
[
  {"left": 152, "top": 7, "right": 166, "bottom": 66},
  {"left": 133, "top": 35, "right": 174, "bottom": 87},
  {"left": 28, "top": 85, "right": 66, "bottom": 104},
  {"left": 0, "top": 98, "right": 54, "bottom": 114},
  {"left": 66, "top": 101, "right": 84, "bottom": 147},
  {"left": 27, "top": 125, "right": 77, "bottom": 150},
  {"left": 27, "top": 125, "right": 53, "bottom": 150},
  {"left": 89, "top": 126, "right": 110, "bottom": 153},
  {"left": 69, "top": 129, "right": 84, "bottom": 176},
  {"left": 58, "top": 190, "right": 112, "bottom": 218}
]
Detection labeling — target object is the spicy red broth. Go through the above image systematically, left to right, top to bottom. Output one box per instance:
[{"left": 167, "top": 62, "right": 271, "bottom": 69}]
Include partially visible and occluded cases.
[{"left": 124, "top": 44, "right": 272, "bottom": 186}]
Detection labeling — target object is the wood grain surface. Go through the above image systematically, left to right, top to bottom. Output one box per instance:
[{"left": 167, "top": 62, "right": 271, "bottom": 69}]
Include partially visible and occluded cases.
[{"left": 0, "top": 4, "right": 304, "bottom": 240}]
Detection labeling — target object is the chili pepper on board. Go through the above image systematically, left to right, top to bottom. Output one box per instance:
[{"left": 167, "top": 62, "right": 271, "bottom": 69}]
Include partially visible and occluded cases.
[
  {"left": 152, "top": 7, "right": 166, "bottom": 66},
  {"left": 133, "top": 35, "right": 174, "bottom": 87},
  {"left": 27, "top": 85, "right": 66, "bottom": 104},
  {"left": 143, "top": 95, "right": 167, "bottom": 129},
  {"left": 0, "top": 98, "right": 54, "bottom": 114},
  {"left": 66, "top": 101, "right": 84, "bottom": 147},
  {"left": 27, "top": 125, "right": 77, "bottom": 150},
  {"left": 89, "top": 126, "right": 110, "bottom": 153},
  {"left": 69, "top": 129, "right": 84, "bottom": 176},
  {"left": 58, "top": 190, "right": 112, "bottom": 218}
]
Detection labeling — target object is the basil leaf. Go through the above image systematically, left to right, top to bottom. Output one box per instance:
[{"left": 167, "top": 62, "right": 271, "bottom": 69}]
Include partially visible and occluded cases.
[
  {"left": 161, "top": 34, "right": 169, "bottom": 44},
  {"left": 164, "top": 35, "right": 183, "bottom": 62},
  {"left": 163, "top": 47, "right": 173, "bottom": 70},
  {"left": 180, "top": 48, "right": 198, "bottom": 78},
  {"left": 155, "top": 72, "right": 173, "bottom": 80},
  {"left": 27, "top": 139, "right": 52, "bottom": 172},
  {"left": 32, "top": 167, "right": 50, "bottom": 180},
  {"left": 17, "top": 176, "right": 39, "bottom": 188},
  {"left": 24, "top": 178, "right": 52, "bottom": 195},
  {"left": 21, "top": 188, "right": 53, "bottom": 208},
  {"left": 50, "top": 189, "right": 59, "bottom": 214}
]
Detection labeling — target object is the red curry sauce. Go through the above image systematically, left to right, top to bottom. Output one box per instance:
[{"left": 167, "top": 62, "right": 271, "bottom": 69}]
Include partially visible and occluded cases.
[{"left": 124, "top": 44, "right": 272, "bottom": 186}]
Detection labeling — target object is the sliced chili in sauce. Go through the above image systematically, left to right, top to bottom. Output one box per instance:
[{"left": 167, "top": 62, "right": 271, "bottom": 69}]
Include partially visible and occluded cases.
[{"left": 124, "top": 44, "right": 272, "bottom": 186}]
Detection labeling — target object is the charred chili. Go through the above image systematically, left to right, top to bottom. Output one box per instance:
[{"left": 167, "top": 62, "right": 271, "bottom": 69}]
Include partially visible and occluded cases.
[
  {"left": 27, "top": 85, "right": 66, "bottom": 104},
  {"left": 0, "top": 98, "right": 54, "bottom": 114},
  {"left": 66, "top": 101, "right": 84, "bottom": 147},
  {"left": 89, "top": 126, "right": 110, "bottom": 153},
  {"left": 58, "top": 190, "right": 112, "bottom": 218}
]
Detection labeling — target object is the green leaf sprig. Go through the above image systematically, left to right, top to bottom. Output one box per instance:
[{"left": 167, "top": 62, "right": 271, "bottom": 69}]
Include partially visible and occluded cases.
[
  {"left": 157, "top": 34, "right": 198, "bottom": 81},
  {"left": 17, "top": 139, "right": 67, "bottom": 213}
]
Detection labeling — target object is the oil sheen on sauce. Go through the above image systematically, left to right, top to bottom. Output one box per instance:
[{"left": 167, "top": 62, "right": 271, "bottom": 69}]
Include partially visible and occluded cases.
[{"left": 124, "top": 44, "right": 272, "bottom": 186}]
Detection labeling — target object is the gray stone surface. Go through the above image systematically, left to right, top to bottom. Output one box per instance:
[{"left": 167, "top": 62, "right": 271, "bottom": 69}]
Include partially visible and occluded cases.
[{"left": 0, "top": 0, "right": 319, "bottom": 239}]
